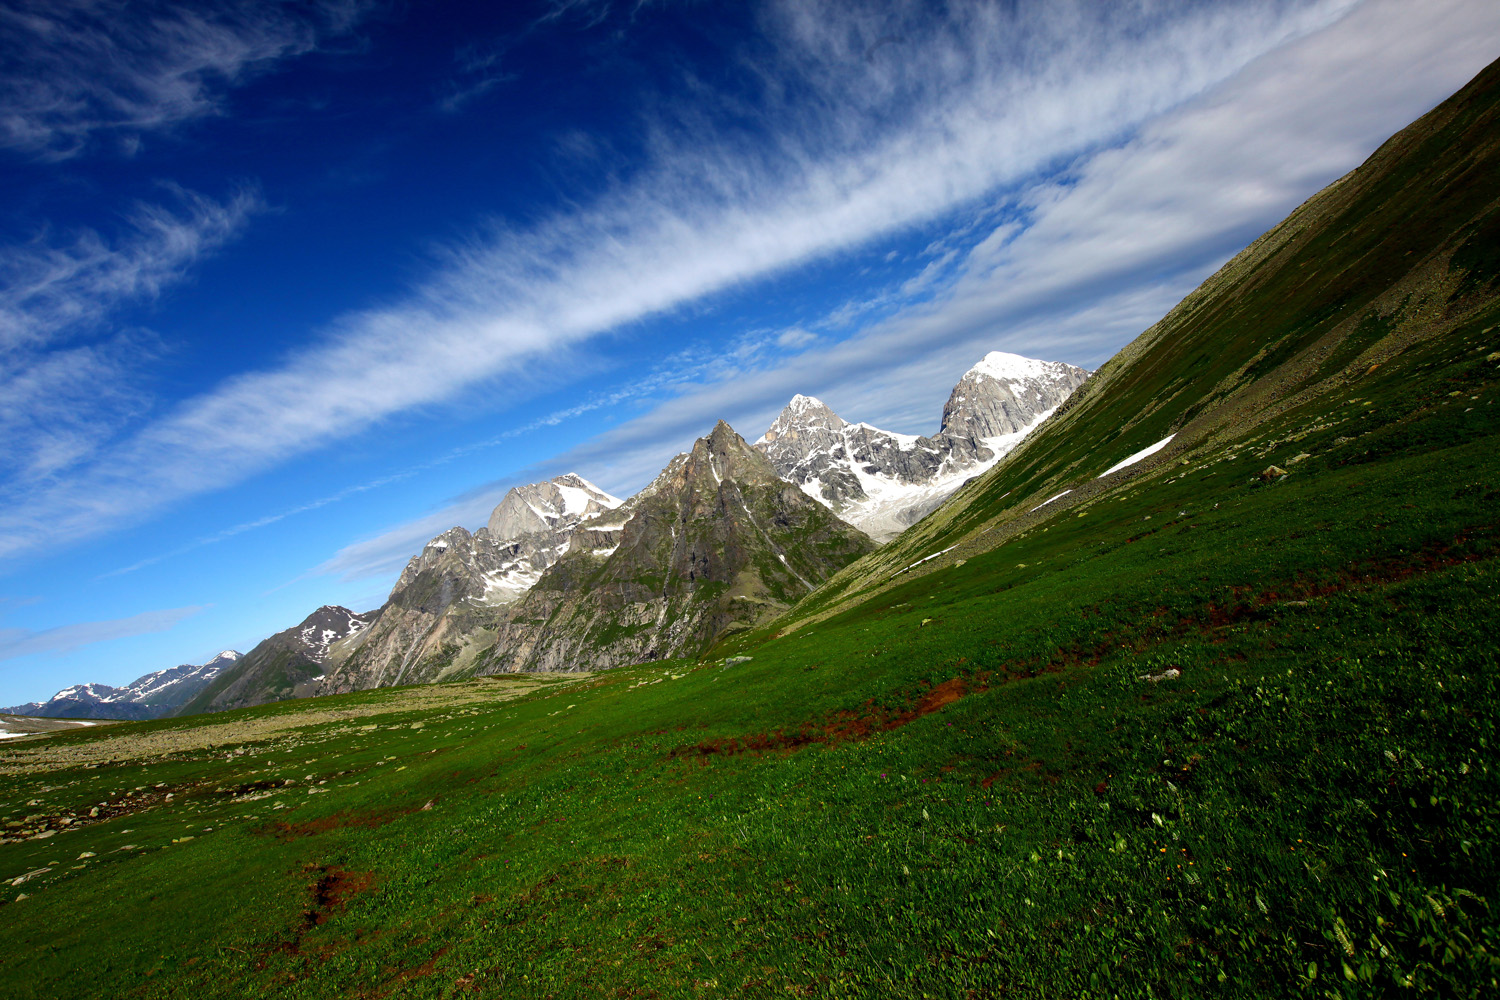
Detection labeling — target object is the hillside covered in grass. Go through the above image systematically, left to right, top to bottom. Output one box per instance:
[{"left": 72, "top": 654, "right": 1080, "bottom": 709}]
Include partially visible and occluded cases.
[{"left": 2, "top": 57, "right": 1499, "bottom": 1000}]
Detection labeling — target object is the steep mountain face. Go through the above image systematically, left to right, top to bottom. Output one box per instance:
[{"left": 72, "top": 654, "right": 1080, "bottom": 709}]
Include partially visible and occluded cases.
[
  {"left": 789, "top": 55, "right": 1500, "bottom": 629},
  {"left": 755, "top": 352, "right": 1088, "bottom": 540},
  {"left": 483, "top": 420, "right": 877, "bottom": 672},
  {"left": 319, "top": 475, "right": 622, "bottom": 693},
  {"left": 176, "top": 607, "right": 371, "bottom": 715},
  {"left": 2, "top": 651, "right": 242, "bottom": 721}
]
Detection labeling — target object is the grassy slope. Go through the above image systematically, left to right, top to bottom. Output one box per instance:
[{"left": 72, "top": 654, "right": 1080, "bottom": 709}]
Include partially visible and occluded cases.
[
  {"left": 784, "top": 55, "right": 1500, "bottom": 629},
  {"left": 3, "top": 60, "right": 1500, "bottom": 1000}
]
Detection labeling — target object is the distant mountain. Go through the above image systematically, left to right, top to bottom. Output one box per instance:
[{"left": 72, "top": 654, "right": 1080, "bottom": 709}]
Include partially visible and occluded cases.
[
  {"left": 754, "top": 353, "right": 1088, "bottom": 540},
  {"left": 484, "top": 420, "right": 878, "bottom": 671},
  {"left": 174, "top": 607, "right": 371, "bottom": 715},
  {"left": 1, "top": 651, "right": 242, "bottom": 721}
]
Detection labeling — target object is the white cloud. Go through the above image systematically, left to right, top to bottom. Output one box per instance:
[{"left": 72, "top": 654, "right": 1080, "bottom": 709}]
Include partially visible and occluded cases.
[
  {"left": 0, "top": 0, "right": 370, "bottom": 159},
  {"left": 2, "top": 0, "right": 1377, "bottom": 566},
  {"left": 348, "top": 0, "right": 1500, "bottom": 536},
  {"left": 0, "top": 187, "right": 263, "bottom": 486},
  {"left": 0, "top": 605, "right": 203, "bottom": 663}
]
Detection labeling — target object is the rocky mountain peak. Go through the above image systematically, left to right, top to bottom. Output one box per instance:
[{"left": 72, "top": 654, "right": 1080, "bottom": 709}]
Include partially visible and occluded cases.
[
  {"left": 753, "top": 350, "right": 1090, "bottom": 540},
  {"left": 940, "top": 352, "right": 1090, "bottom": 442},
  {"left": 759, "top": 394, "right": 846, "bottom": 446},
  {"left": 684, "top": 421, "right": 783, "bottom": 492},
  {"left": 486, "top": 473, "right": 620, "bottom": 542}
]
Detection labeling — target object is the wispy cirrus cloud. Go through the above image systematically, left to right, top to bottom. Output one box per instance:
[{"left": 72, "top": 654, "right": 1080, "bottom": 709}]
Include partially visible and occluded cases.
[
  {"left": 0, "top": 0, "right": 371, "bottom": 159},
  {"left": 2, "top": 0, "right": 1380, "bottom": 567},
  {"left": 311, "top": 0, "right": 1500, "bottom": 590},
  {"left": 0, "top": 185, "right": 263, "bottom": 352},
  {"left": 0, "top": 186, "right": 263, "bottom": 487},
  {"left": 0, "top": 605, "right": 203, "bottom": 663}
]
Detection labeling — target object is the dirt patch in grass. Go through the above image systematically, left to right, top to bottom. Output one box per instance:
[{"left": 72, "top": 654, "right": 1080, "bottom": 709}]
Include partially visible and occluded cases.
[
  {"left": 673, "top": 676, "right": 982, "bottom": 759},
  {"left": 258, "top": 806, "right": 417, "bottom": 841},
  {"left": 262, "top": 865, "right": 377, "bottom": 965},
  {"left": 309, "top": 866, "right": 375, "bottom": 924}
]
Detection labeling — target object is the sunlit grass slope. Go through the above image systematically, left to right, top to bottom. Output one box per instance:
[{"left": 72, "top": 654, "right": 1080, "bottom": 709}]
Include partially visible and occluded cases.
[{"left": 2, "top": 57, "right": 1500, "bottom": 1000}]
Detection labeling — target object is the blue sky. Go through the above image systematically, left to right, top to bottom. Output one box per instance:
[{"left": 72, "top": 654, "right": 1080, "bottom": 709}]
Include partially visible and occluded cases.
[{"left": 1, "top": 0, "right": 1498, "bottom": 706}]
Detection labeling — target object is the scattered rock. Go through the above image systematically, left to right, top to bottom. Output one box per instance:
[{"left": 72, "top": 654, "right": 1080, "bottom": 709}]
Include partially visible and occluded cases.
[
  {"left": 1487, "top": 351, "right": 1500, "bottom": 362},
  {"left": 1334, "top": 436, "right": 1354, "bottom": 446},
  {"left": 1289, "top": 453, "right": 1312, "bottom": 464},
  {"left": 1260, "top": 465, "right": 1288, "bottom": 480},
  {"left": 1140, "top": 668, "right": 1182, "bottom": 683},
  {"left": 77, "top": 852, "right": 95, "bottom": 859}
]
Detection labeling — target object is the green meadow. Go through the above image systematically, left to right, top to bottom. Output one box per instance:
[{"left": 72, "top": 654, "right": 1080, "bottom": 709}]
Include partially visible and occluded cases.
[{"left": 2, "top": 315, "right": 1497, "bottom": 998}]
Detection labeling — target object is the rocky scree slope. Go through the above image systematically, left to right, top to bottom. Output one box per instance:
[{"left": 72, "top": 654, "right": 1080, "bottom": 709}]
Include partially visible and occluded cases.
[
  {"left": 782, "top": 55, "right": 1500, "bottom": 631},
  {"left": 754, "top": 352, "right": 1087, "bottom": 540},
  {"left": 481, "top": 420, "right": 877, "bottom": 672},
  {"left": 318, "top": 475, "right": 622, "bottom": 694},
  {"left": 176, "top": 607, "right": 371, "bottom": 714},
  {"left": 1, "top": 651, "right": 242, "bottom": 721}
]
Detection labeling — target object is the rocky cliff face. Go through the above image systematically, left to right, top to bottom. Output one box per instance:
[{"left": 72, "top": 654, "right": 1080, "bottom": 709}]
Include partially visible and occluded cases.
[
  {"left": 755, "top": 352, "right": 1089, "bottom": 540},
  {"left": 482, "top": 421, "right": 877, "bottom": 672},
  {"left": 318, "top": 474, "right": 623, "bottom": 693},
  {"left": 176, "top": 607, "right": 371, "bottom": 715},
  {"left": 2, "top": 651, "right": 242, "bottom": 721}
]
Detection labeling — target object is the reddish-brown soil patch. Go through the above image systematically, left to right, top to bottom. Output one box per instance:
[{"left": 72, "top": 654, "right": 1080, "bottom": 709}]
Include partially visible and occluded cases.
[
  {"left": 257, "top": 806, "right": 414, "bottom": 841},
  {"left": 260, "top": 865, "right": 377, "bottom": 965},
  {"left": 309, "top": 866, "right": 374, "bottom": 925}
]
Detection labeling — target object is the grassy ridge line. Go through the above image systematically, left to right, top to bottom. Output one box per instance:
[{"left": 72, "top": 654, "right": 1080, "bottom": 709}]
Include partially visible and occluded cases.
[{"left": 776, "top": 56, "right": 1500, "bottom": 634}]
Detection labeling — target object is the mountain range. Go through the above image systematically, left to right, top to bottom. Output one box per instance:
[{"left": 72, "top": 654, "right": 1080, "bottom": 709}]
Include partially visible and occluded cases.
[
  {"left": 12, "top": 351, "right": 1086, "bottom": 718},
  {"left": 1, "top": 651, "right": 242, "bottom": 721}
]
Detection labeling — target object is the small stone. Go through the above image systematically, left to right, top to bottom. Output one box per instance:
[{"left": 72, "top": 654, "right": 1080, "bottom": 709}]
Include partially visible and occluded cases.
[
  {"left": 1487, "top": 351, "right": 1500, "bottom": 362},
  {"left": 1289, "top": 453, "right": 1311, "bottom": 464},
  {"left": 1261, "top": 465, "right": 1288, "bottom": 480},
  {"left": 77, "top": 852, "right": 95, "bottom": 859}
]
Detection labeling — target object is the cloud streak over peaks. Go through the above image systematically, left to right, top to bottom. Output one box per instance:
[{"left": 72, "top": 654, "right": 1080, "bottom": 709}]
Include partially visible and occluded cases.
[
  {"left": 0, "top": 0, "right": 1369, "bottom": 566},
  {"left": 463, "top": 0, "right": 1500, "bottom": 517}
]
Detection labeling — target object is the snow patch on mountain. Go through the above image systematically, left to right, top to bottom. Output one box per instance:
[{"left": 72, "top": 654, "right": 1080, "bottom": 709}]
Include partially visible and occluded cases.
[{"left": 1098, "top": 434, "right": 1176, "bottom": 478}]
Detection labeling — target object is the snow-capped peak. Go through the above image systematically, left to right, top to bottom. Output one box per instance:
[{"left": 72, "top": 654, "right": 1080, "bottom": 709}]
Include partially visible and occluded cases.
[
  {"left": 965, "top": 351, "right": 1062, "bottom": 384},
  {"left": 553, "top": 472, "right": 623, "bottom": 508},
  {"left": 213, "top": 650, "right": 240, "bottom": 661}
]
